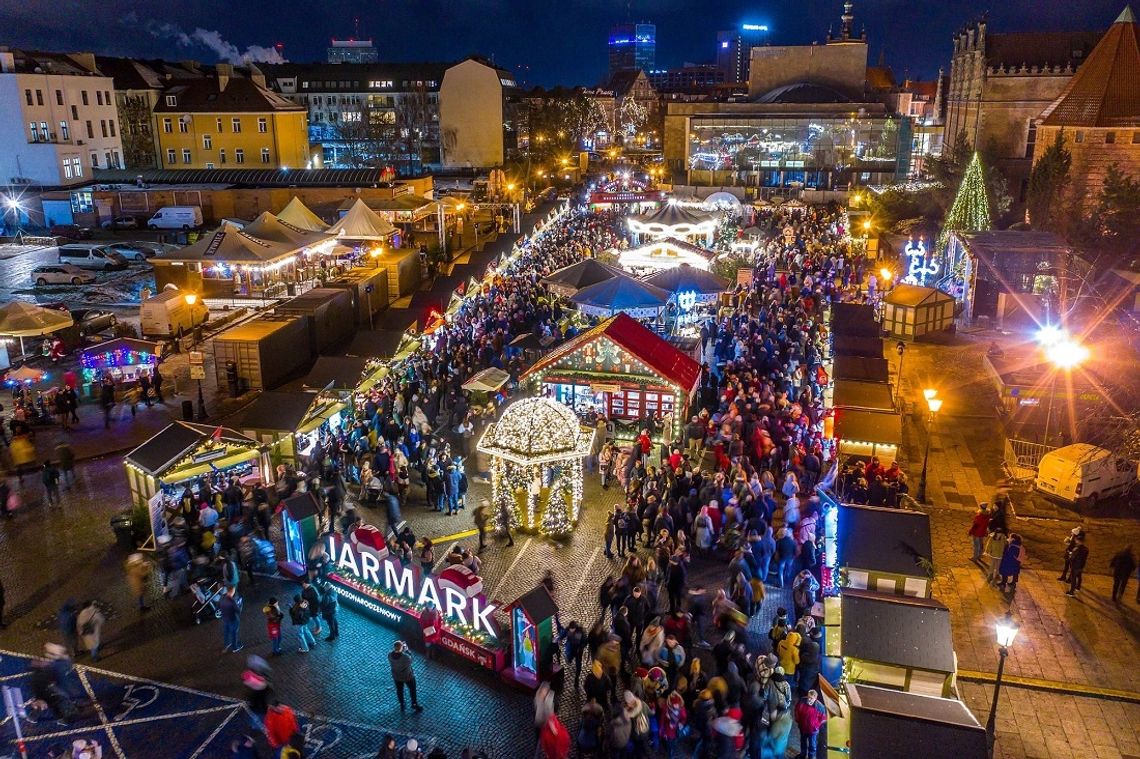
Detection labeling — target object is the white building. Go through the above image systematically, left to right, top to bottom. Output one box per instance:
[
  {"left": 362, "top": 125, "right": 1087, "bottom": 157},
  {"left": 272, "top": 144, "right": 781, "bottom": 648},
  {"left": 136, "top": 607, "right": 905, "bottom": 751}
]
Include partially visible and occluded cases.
[
  {"left": 0, "top": 50, "right": 123, "bottom": 187},
  {"left": 439, "top": 57, "right": 520, "bottom": 170}
]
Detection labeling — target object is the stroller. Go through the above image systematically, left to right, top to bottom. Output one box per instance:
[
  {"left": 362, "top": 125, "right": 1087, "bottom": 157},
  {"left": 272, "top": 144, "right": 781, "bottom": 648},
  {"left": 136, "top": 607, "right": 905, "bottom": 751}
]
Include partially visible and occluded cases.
[{"left": 190, "top": 579, "right": 225, "bottom": 624}]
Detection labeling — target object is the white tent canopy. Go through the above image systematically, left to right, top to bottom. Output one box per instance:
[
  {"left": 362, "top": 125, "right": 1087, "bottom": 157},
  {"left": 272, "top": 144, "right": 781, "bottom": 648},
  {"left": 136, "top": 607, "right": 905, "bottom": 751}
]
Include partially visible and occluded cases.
[
  {"left": 276, "top": 197, "right": 329, "bottom": 232},
  {"left": 327, "top": 198, "right": 397, "bottom": 241},
  {"left": 242, "top": 211, "right": 335, "bottom": 250}
]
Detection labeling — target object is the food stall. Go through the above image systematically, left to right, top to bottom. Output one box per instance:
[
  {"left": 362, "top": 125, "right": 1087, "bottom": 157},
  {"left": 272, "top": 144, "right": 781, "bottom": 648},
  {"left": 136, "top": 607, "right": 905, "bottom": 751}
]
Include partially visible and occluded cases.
[
  {"left": 520, "top": 313, "right": 701, "bottom": 445},
  {"left": 80, "top": 337, "right": 163, "bottom": 392},
  {"left": 237, "top": 390, "right": 346, "bottom": 467},
  {"left": 123, "top": 422, "right": 269, "bottom": 547},
  {"left": 835, "top": 503, "right": 934, "bottom": 599},
  {"left": 502, "top": 585, "right": 560, "bottom": 689}
]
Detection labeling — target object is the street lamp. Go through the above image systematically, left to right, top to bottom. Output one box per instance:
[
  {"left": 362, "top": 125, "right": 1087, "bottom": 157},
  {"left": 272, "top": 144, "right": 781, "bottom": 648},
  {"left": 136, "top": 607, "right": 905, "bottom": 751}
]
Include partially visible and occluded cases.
[
  {"left": 184, "top": 293, "right": 198, "bottom": 306},
  {"left": 917, "top": 389, "right": 942, "bottom": 503},
  {"left": 986, "top": 613, "right": 1019, "bottom": 755}
]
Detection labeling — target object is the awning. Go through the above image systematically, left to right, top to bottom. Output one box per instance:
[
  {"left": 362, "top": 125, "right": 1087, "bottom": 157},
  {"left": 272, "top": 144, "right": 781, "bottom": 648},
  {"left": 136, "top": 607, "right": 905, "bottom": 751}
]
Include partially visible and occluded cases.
[
  {"left": 462, "top": 367, "right": 511, "bottom": 392},
  {"left": 296, "top": 398, "right": 348, "bottom": 436},
  {"left": 834, "top": 409, "right": 902, "bottom": 447},
  {"left": 161, "top": 448, "right": 261, "bottom": 485}
]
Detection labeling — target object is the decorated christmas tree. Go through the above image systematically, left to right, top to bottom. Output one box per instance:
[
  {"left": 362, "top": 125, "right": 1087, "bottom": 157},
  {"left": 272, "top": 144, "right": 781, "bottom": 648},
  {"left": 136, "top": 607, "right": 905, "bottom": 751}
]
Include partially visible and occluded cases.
[
  {"left": 937, "top": 151, "right": 992, "bottom": 255},
  {"left": 540, "top": 479, "right": 574, "bottom": 537}
]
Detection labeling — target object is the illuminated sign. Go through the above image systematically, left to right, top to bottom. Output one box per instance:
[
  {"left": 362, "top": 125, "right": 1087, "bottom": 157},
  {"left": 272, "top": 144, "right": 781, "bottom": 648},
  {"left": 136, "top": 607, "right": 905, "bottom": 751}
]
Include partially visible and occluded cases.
[
  {"left": 742, "top": 24, "right": 770, "bottom": 31},
  {"left": 902, "top": 237, "right": 938, "bottom": 285},
  {"left": 678, "top": 290, "right": 698, "bottom": 312},
  {"left": 325, "top": 526, "right": 506, "bottom": 671}
]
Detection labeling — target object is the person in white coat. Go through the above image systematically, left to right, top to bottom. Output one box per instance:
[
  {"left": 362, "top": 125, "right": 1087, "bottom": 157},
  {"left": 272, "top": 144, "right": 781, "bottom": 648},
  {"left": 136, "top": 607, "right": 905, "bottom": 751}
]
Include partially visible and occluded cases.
[{"left": 77, "top": 600, "right": 106, "bottom": 662}]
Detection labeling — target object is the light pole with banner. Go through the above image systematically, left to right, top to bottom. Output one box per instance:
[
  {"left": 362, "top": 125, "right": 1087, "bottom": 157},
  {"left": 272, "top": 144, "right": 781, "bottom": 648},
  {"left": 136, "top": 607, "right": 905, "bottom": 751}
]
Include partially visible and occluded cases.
[{"left": 189, "top": 350, "right": 207, "bottom": 421}]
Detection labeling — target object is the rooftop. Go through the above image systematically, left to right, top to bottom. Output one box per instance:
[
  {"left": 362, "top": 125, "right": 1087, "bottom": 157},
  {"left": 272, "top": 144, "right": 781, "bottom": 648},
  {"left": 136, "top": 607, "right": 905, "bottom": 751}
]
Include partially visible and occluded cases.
[{"left": 153, "top": 74, "right": 304, "bottom": 114}]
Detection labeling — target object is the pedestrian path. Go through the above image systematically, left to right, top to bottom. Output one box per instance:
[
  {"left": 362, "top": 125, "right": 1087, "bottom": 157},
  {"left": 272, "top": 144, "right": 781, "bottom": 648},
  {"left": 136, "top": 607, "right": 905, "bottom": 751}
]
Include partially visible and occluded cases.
[{"left": 0, "top": 650, "right": 426, "bottom": 758}]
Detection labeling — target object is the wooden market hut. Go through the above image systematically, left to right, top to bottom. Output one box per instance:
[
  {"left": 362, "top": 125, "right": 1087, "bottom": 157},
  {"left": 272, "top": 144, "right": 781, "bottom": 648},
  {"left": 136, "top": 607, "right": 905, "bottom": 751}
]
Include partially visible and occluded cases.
[
  {"left": 151, "top": 222, "right": 306, "bottom": 298},
  {"left": 881, "top": 284, "right": 956, "bottom": 340},
  {"left": 520, "top": 313, "right": 701, "bottom": 444},
  {"left": 832, "top": 355, "right": 889, "bottom": 384},
  {"left": 832, "top": 379, "right": 896, "bottom": 413},
  {"left": 237, "top": 390, "right": 346, "bottom": 466},
  {"left": 832, "top": 407, "right": 902, "bottom": 462},
  {"left": 836, "top": 504, "right": 934, "bottom": 598},
  {"left": 503, "top": 584, "right": 560, "bottom": 689},
  {"left": 842, "top": 685, "right": 987, "bottom": 759}
]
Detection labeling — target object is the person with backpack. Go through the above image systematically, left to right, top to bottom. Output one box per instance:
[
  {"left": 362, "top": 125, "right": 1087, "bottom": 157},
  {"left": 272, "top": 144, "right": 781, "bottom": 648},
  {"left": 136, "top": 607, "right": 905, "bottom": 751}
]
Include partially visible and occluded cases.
[
  {"left": 1065, "top": 533, "right": 1089, "bottom": 597},
  {"left": 301, "top": 579, "right": 323, "bottom": 637},
  {"left": 319, "top": 586, "right": 339, "bottom": 641},
  {"left": 289, "top": 594, "right": 316, "bottom": 653},
  {"left": 263, "top": 597, "right": 284, "bottom": 656},
  {"left": 388, "top": 640, "right": 423, "bottom": 712}
]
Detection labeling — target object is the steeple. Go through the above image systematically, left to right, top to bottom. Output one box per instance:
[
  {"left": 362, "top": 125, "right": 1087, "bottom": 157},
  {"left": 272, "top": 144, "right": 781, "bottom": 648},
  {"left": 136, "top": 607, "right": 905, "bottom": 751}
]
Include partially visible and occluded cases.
[
  {"left": 841, "top": 1, "right": 855, "bottom": 40},
  {"left": 1116, "top": 5, "right": 1136, "bottom": 24}
]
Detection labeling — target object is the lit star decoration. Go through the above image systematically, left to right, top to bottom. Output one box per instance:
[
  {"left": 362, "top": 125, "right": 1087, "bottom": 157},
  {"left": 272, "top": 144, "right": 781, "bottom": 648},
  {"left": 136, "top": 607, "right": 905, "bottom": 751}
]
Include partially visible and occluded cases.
[{"left": 901, "top": 237, "right": 938, "bottom": 286}]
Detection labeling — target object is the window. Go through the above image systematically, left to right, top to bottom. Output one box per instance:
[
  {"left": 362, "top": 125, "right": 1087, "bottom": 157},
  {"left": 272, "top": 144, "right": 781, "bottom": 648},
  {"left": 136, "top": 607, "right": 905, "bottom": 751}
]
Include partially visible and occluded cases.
[
  {"left": 302, "top": 81, "right": 309, "bottom": 89},
  {"left": 24, "top": 89, "right": 32, "bottom": 106},
  {"left": 36, "top": 90, "right": 43, "bottom": 106},
  {"left": 55, "top": 90, "right": 63, "bottom": 105},
  {"left": 81, "top": 91, "right": 88, "bottom": 106},
  {"left": 96, "top": 91, "right": 103, "bottom": 106},
  {"left": 105, "top": 91, "right": 111, "bottom": 104},
  {"left": 165, "top": 95, "right": 177, "bottom": 107},
  {"left": 71, "top": 105, "right": 78, "bottom": 120},
  {"left": 163, "top": 117, "right": 173, "bottom": 133},
  {"left": 231, "top": 117, "right": 242, "bottom": 133},
  {"left": 258, "top": 117, "right": 267, "bottom": 133},
  {"left": 178, "top": 118, "right": 188, "bottom": 133},
  {"left": 216, "top": 118, "right": 224, "bottom": 132},
  {"left": 1024, "top": 119, "right": 1037, "bottom": 159},
  {"left": 86, "top": 120, "right": 93, "bottom": 139},
  {"left": 100, "top": 120, "right": 108, "bottom": 138},
  {"left": 109, "top": 120, "right": 115, "bottom": 137},
  {"left": 41, "top": 121, "right": 49, "bottom": 138},
  {"left": 59, "top": 121, "right": 69, "bottom": 140},
  {"left": 29, "top": 122, "right": 39, "bottom": 141},
  {"left": 1075, "top": 131, "right": 1085, "bottom": 143},
  {"left": 1105, "top": 131, "right": 1116, "bottom": 144},
  {"left": 1133, "top": 132, "right": 1140, "bottom": 145},
  {"left": 203, "top": 134, "right": 212, "bottom": 149},
  {"left": 261, "top": 147, "right": 271, "bottom": 163},
  {"left": 167, "top": 148, "right": 177, "bottom": 164},
  {"left": 182, "top": 148, "right": 192, "bottom": 164},
  {"left": 219, "top": 148, "right": 227, "bottom": 164},
  {"left": 235, "top": 148, "right": 244, "bottom": 164},
  {"left": 105, "top": 150, "right": 112, "bottom": 167},
  {"left": 112, "top": 150, "right": 120, "bottom": 168},
  {"left": 90, "top": 152, "right": 100, "bottom": 169},
  {"left": 72, "top": 157, "right": 82, "bottom": 177},
  {"left": 63, "top": 158, "right": 73, "bottom": 179},
  {"left": 205, "top": 162, "right": 215, "bottom": 169}
]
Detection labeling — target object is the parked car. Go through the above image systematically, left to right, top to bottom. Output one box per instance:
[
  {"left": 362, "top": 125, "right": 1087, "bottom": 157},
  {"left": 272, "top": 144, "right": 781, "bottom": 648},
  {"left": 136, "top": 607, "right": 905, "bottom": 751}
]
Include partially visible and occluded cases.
[
  {"left": 100, "top": 216, "right": 139, "bottom": 230},
  {"left": 49, "top": 224, "right": 93, "bottom": 240},
  {"left": 107, "top": 241, "right": 161, "bottom": 262},
  {"left": 58, "top": 243, "right": 129, "bottom": 271},
  {"left": 31, "top": 264, "right": 96, "bottom": 286},
  {"left": 70, "top": 308, "right": 118, "bottom": 336}
]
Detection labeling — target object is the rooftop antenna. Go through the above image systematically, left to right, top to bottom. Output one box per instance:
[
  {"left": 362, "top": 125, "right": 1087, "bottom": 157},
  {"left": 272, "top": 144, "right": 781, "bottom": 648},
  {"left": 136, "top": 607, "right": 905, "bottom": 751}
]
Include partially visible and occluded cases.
[{"left": 354, "top": 16, "right": 361, "bottom": 38}]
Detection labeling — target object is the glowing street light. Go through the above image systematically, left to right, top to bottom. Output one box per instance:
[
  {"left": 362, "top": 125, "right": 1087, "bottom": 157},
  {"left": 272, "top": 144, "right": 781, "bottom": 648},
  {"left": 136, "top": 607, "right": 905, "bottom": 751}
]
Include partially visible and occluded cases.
[
  {"left": 879, "top": 267, "right": 893, "bottom": 283},
  {"left": 184, "top": 293, "right": 198, "bottom": 306},
  {"left": 1046, "top": 339, "right": 1089, "bottom": 370},
  {"left": 917, "top": 389, "right": 942, "bottom": 503},
  {"left": 986, "top": 613, "right": 1019, "bottom": 753}
]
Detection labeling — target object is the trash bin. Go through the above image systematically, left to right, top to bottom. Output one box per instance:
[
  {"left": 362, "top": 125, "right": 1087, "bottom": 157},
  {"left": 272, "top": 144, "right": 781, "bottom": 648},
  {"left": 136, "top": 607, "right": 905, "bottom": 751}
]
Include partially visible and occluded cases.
[
  {"left": 226, "top": 361, "right": 239, "bottom": 398},
  {"left": 182, "top": 400, "right": 194, "bottom": 421},
  {"left": 110, "top": 510, "right": 136, "bottom": 550}
]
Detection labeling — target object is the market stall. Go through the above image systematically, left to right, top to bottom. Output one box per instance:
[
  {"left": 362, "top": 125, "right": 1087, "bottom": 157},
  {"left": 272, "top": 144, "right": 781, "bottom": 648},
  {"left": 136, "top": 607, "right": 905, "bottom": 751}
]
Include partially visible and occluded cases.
[
  {"left": 276, "top": 196, "right": 329, "bottom": 233},
  {"left": 627, "top": 202, "right": 718, "bottom": 246},
  {"left": 617, "top": 238, "right": 716, "bottom": 274},
  {"left": 541, "top": 259, "right": 622, "bottom": 298},
  {"left": 570, "top": 273, "right": 670, "bottom": 320},
  {"left": 881, "top": 284, "right": 956, "bottom": 340},
  {"left": 0, "top": 301, "right": 74, "bottom": 360},
  {"left": 520, "top": 313, "right": 701, "bottom": 444},
  {"left": 80, "top": 337, "right": 162, "bottom": 391},
  {"left": 238, "top": 390, "right": 346, "bottom": 467},
  {"left": 477, "top": 397, "right": 595, "bottom": 537},
  {"left": 831, "top": 407, "right": 901, "bottom": 463},
  {"left": 123, "top": 422, "right": 269, "bottom": 548},
  {"left": 502, "top": 584, "right": 560, "bottom": 689},
  {"left": 841, "top": 685, "right": 987, "bottom": 759}
]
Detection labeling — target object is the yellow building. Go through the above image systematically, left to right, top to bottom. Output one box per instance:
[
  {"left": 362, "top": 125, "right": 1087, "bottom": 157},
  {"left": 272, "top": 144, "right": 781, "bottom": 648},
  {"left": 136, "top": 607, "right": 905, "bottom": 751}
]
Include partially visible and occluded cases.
[{"left": 153, "top": 64, "right": 308, "bottom": 170}]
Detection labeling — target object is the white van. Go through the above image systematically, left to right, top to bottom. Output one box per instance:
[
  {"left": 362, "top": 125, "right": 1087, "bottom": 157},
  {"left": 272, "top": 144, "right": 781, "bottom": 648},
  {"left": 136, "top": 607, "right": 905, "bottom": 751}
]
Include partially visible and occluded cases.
[
  {"left": 147, "top": 206, "right": 204, "bottom": 230},
  {"left": 57, "top": 242, "right": 129, "bottom": 271},
  {"left": 140, "top": 286, "right": 209, "bottom": 338},
  {"left": 1035, "top": 443, "right": 1138, "bottom": 505}
]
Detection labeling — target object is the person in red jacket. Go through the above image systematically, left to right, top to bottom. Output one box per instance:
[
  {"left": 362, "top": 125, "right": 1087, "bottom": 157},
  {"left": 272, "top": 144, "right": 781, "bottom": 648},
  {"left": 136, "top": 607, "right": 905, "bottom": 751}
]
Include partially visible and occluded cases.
[
  {"left": 967, "top": 504, "right": 991, "bottom": 564},
  {"left": 419, "top": 600, "right": 442, "bottom": 660},
  {"left": 794, "top": 689, "right": 828, "bottom": 759},
  {"left": 264, "top": 701, "right": 299, "bottom": 750},
  {"left": 539, "top": 712, "right": 571, "bottom": 759}
]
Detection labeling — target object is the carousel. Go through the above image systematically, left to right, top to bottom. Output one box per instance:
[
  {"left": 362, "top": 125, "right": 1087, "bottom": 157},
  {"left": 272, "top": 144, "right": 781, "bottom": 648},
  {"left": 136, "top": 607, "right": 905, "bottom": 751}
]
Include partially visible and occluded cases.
[
  {"left": 627, "top": 202, "right": 718, "bottom": 246},
  {"left": 477, "top": 397, "right": 595, "bottom": 538}
]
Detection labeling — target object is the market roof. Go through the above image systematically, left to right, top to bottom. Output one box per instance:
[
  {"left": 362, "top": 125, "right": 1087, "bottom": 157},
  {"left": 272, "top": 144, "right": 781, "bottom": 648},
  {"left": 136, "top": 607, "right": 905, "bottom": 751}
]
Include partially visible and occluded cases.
[
  {"left": 1040, "top": 7, "right": 1140, "bottom": 127},
  {"left": 756, "top": 81, "right": 854, "bottom": 104},
  {"left": 91, "top": 168, "right": 395, "bottom": 188},
  {"left": 336, "top": 195, "right": 437, "bottom": 213},
  {"left": 276, "top": 197, "right": 329, "bottom": 232},
  {"left": 327, "top": 198, "right": 398, "bottom": 240},
  {"left": 630, "top": 202, "right": 715, "bottom": 228},
  {"left": 241, "top": 212, "right": 334, "bottom": 249},
  {"left": 157, "top": 223, "right": 300, "bottom": 264},
  {"left": 953, "top": 230, "right": 1072, "bottom": 262},
  {"left": 541, "top": 258, "right": 622, "bottom": 296},
  {"left": 641, "top": 263, "right": 731, "bottom": 295},
  {"left": 570, "top": 273, "right": 671, "bottom": 312},
  {"left": 884, "top": 284, "right": 956, "bottom": 308},
  {"left": 0, "top": 301, "right": 74, "bottom": 337},
  {"left": 830, "top": 302, "right": 877, "bottom": 329},
  {"left": 521, "top": 312, "right": 702, "bottom": 393},
  {"left": 215, "top": 315, "right": 302, "bottom": 342},
  {"left": 346, "top": 329, "right": 409, "bottom": 359},
  {"left": 833, "top": 335, "right": 884, "bottom": 359},
  {"left": 832, "top": 355, "right": 890, "bottom": 383},
  {"left": 302, "top": 356, "right": 368, "bottom": 390},
  {"left": 462, "top": 367, "right": 511, "bottom": 392},
  {"left": 833, "top": 379, "right": 896, "bottom": 413},
  {"left": 239, "top": 391, "right": 318, "bottom": 431},
  {"left": 477, "top": 397, "right": 596, "bottom": 465},
  {"left": 834, "top": 408, "right": 902, "bottom": 447},
  {"left": 126, "top": 421, "right": 258, "bottom": 475},
  {"left": 283, "top": 492, "right": 321, "bottom": 522},
  {"left": 838, "top": 503, "right": 933, "bottom": 576},
  {"left": 510, "top": 584, "right": 559, "bottom": 623},
  {"left": 840, "top": 588, "right": 955, "bottom": 673},
  {"left": 846, "top": 684, "right": 987, "bottom": 759}
]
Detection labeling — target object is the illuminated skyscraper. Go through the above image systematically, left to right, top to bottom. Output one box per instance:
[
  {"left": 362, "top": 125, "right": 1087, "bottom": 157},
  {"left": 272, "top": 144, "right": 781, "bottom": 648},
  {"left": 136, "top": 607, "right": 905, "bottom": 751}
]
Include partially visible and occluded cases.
[{"left": 609, "top": 22, "right": 656, "bottom": 76}]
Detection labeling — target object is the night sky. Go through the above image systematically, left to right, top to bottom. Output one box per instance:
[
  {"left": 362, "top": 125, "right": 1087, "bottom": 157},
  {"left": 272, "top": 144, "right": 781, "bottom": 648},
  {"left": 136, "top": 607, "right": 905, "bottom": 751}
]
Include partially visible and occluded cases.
[{"left": 0, "top": 0, "right": 1127, "bottom": 86}]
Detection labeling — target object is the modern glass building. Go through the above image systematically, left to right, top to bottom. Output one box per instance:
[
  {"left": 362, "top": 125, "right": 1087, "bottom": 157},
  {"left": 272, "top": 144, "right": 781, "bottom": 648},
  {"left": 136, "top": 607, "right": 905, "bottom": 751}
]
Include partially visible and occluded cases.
[{"left": 609, "top": 23, "right": 656, "bottom": 77}]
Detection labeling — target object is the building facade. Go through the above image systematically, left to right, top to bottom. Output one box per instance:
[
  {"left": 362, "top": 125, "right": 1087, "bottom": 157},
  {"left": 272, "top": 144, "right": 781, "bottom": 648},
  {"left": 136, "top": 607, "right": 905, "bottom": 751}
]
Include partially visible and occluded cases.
[
  {"left": 1035, "top": 8, "right": 1140, "bottom": 210},
  {"left": 943, "top": 21, "right": 1102, "bottom": 194},
  {"left": 608, "top": 23, "right": 656, "bottom": 77},
  {"left": 717, "top": 25, "right": 768, "bottom": 84},
  {"left": 327, "top": 39, "right": 377, "bottom": 64},
  {"left": 0, "top": 49, "right": 123, "bottom": 187},
  {"left": 439, "top": 57, "right": 520, "bottom": 169},
  {"left": 265, "top": 62, "right": 447, "bottom": 172},
  {"left": 152, "top": 64, "right": 309, "bottom": 171}
]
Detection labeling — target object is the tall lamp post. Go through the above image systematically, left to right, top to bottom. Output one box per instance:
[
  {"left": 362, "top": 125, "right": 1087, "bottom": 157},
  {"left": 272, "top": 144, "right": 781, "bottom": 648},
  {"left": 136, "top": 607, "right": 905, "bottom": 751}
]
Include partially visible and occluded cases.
[
  {"left": 916, "top": 388, "right": 943, "bottom": 503},
  {"left": 986, "top": 613, "right": 1020, "bottom": 756}
]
